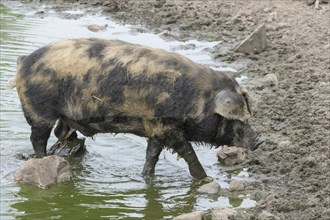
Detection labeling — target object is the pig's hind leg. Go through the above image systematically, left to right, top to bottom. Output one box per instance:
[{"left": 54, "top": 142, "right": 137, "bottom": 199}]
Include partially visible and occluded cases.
[
  {"left": 22, "top": 110, "right": 54, "bottom": 158},
  {"left": 54, "top": 119, "right": 77, "bottom": 143},
  {"left": 30, "top": 124, "right": 53, "bottom": 158},
  {"left": 142, "top": 137, "right": 164, "bottom": 177}
]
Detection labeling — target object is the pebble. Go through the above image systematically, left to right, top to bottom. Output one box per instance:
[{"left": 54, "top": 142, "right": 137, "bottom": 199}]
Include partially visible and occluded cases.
[
  {"left": 87, "top": 24, "right": 108, "bottom": 32},
  {"left": 287, "top": 53, "right": 302, "bottom": 63},
  {"left": 261, "top": 74, "right": 278, "bottom": 88},
  {"left": 278, "top": 140, "right": 291, "bottom": 150},
  {"left": 217, "top": 146, "right": 245, "bottom": 166},
  {"left": 229, "top": 179, "right": 245, "bottom": 191},
  {"left": 197, "top": 180, "right": 221, "bottom": 195},
  {"left": 212, "top": 207, "right": 237, "bottom": 220},
  {"left": 258, "top": 210, "right": 280, "bottom": 220},
  {"left": 173, "top": 211, "right": 204, "bottom": 220}
]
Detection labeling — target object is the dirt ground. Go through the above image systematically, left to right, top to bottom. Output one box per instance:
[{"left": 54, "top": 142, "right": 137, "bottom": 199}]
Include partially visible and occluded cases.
[{"left": 27, "top": 0, "right": 330, "bottom": 219}]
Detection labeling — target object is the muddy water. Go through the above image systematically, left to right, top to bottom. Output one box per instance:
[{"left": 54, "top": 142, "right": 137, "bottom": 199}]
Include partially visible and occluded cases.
[{"left": 0, "top": 2, "right": 255, "bottom": 219}]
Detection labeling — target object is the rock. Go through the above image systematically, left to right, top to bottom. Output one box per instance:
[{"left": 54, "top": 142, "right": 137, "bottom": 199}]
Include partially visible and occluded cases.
[
  {"left": 234, "top": 23, "right": 267, "bottom": 54},
  {"left": 87, "top": 24, "right": 108, "bottom": 32},
  {"left": 324, "top": 44, "right": 330, "bottom": 50},
  {"left": 261, "top": 74, "right": 278, "bottom": 88},
  {"left": 278, "top": 140, "right": 291, "bottom": 150},
  {"left": 217, "top": 146, "right": 245, "bottom": 166},
  {"left": 15, "top": 155, "right": 72, "bottom": 189},
  {"left": 229, "top": 179, "right": 245, "bottom": 191},
  {"left": 197, "top": 180, "right": 221, "bottom": 194},
  {"left": 212, "top": 207, "right": 237, "bottom": 220},
  {"left": 258, "top": 210, "right": 280, "bottom": 220},
  {"left": 173, "top": 211, "right": 204, "bottom": 220}
]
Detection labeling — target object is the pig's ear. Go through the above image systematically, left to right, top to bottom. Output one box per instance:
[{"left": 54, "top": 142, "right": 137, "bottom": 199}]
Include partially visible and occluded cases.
[
  {"left": 17, "top": 55, "right": 27, "bottom": 65},
  {"left": 241, "top": 87, "right": 251, "bottom": 115},
  {"left": 214, "top": 90, "right": 251, "bottom": 122}
]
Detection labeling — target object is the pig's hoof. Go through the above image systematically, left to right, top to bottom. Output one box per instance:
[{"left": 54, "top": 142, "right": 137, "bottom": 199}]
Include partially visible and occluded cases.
[
  {"left": 141, "top": 165, "right": 156, "bottom": 177},
  {"left": 142, "top": 173, "right": 156, "bottom": 182},
  {"left": 199, "top": 176, "right": 214, "bottom": 185}
]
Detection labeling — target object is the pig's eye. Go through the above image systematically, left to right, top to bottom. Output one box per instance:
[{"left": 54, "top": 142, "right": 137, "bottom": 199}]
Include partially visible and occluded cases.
[{"left": 237, "top": 128, "right": 244, "bottom": 138}]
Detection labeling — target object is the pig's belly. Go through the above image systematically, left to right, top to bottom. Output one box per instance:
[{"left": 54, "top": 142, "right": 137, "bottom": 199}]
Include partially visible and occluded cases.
[{"left": 63, "top": 116, "right": 146, "bottom": 137}]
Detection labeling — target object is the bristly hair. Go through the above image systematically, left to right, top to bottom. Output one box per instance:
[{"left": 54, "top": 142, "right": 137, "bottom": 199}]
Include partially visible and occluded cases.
[
  {"left": 163, "top": 141, "right": 216, "bottom": 151},
  {"left": 192, "top": 141, "right": 217, "bottom": 149}
]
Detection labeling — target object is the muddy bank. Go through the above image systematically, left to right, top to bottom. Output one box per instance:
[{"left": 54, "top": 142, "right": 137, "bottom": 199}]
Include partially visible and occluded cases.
[{"left": 17, "top": 0, "right": 330, "bottom": 219}]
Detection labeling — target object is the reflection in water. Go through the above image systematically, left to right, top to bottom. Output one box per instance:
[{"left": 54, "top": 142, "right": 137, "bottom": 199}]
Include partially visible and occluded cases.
[
  {"left": 0, "top": 2, "right": 256, "bottom": 219},
  {"left": 12, "top": 179, "right": 199, "bottom": 219},
  {"left": 142, "top": 180, "right": 197, "bottom": 219},
  {"left": 143, "top": 182, "right": 166, "bottom": 219}
]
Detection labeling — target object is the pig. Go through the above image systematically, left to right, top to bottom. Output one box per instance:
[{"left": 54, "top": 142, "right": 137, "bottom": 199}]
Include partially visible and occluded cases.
[{"left": 12, "top": 38, "right": 262, "bottom": 180}]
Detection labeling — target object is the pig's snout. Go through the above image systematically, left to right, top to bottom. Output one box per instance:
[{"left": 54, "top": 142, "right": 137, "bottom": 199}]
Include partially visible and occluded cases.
[{"left": 250, "top": 134, "right": 264, "bottom": 151}]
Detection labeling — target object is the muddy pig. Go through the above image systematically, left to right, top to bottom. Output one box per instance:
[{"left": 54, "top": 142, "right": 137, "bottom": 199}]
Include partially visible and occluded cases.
[{"left": 11, "top": 38, "right": 262, "bottom": 180}]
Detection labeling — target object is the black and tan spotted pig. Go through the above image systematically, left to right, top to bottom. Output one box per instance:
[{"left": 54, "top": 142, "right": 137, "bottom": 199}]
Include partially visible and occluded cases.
[{"left": 11, "top": 38, "right": 263, "bottom": 179}]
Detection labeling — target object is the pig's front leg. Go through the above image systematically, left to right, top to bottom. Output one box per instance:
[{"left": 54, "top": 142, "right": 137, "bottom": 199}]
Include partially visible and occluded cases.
[
  {"left": 171, "top": 136, "right": 207, "bottom": 180},
  {"left": 142, "top": 137, "right": 163, "bottom": 177}
]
